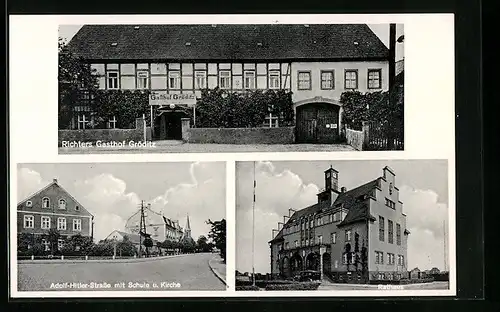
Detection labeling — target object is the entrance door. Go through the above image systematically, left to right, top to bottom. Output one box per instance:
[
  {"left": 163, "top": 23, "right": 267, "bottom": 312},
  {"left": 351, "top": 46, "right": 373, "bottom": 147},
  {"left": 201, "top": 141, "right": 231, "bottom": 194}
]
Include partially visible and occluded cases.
[
  {"left": 296, "top": 103, "right": 339, "bottom": 143},
  {"left": 154, "top": 112, "right": 184, "bottom": 140}
]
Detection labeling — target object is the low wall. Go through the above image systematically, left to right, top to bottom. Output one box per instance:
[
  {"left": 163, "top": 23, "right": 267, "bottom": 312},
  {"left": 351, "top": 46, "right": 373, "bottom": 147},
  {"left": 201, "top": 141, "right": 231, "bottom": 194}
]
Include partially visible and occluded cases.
[
  {"left": 58, "top": 118, "right": 146, "bottom": 146},
  {"left": 185, "top": 127, "right": 295, "bottom": 144},
  {"left": 346, "top": 128, "right": 364, "bottom": 151}
]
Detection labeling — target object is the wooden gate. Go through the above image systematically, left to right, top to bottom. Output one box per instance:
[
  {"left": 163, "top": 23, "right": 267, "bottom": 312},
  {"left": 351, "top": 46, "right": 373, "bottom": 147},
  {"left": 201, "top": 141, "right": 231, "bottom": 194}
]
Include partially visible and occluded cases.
[{"left": 296, "top": 103, "right": 340, "bottom": 143}]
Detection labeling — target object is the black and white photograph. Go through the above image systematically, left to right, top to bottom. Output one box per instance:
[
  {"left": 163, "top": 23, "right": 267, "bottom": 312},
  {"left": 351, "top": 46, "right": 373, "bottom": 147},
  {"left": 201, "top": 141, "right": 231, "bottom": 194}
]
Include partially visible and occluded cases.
[
  {"left": 57, "top": 23, "right": 404, "bottom": 154},
  {"left": 235, "top": 160, "right": 453, "bottom": 293},
  {"left": 14, "top": 162, "right": 227, "bottom": 293}
]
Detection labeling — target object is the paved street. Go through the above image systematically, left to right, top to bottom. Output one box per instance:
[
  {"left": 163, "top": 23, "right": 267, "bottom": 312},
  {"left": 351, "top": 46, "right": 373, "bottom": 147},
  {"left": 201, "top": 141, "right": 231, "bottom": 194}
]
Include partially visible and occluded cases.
[
  {"left": 59, "top": 141, "right": 356, "bottom": 154},
  {"left": 18, "top": 253, "right": 225, "bottom": 291},
  {"left": 318, "top": 281, "right": 450, "bottom": 290}
]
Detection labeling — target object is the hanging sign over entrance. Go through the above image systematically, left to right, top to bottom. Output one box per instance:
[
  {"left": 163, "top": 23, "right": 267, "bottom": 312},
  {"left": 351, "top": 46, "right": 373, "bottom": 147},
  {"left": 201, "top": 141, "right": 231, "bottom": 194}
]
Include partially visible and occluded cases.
[{"left": 149, "top": 92, "right": 196, "bottom": 106}]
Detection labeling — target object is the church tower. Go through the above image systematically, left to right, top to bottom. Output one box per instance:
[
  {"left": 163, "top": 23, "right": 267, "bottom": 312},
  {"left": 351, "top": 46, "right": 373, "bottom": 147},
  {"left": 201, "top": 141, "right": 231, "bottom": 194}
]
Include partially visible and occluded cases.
[{"left": 181, "top": 213, "right": 192, "bottom": 241}]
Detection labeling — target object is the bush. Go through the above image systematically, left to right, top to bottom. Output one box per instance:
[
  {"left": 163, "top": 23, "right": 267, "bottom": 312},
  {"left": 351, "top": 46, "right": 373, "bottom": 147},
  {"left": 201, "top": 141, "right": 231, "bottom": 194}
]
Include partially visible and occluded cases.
[
  {"left": 265, "top": 281, "right": 321, "bottom": 291},
  {"left": 236, "top": 285, "right": 260, "bottom": 291}
]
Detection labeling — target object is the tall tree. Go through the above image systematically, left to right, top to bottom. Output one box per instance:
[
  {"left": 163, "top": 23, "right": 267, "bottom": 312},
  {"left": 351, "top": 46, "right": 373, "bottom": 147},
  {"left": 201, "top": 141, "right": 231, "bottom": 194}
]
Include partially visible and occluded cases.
[
  {"left": 58, "top": 37, "right": 98, "bottom": 129},
  {"left": 207, "top": 219, "right": 226, "bottom": 262},
  {"left": 197, "top": 235, "right": 210, "bottom": 252}
]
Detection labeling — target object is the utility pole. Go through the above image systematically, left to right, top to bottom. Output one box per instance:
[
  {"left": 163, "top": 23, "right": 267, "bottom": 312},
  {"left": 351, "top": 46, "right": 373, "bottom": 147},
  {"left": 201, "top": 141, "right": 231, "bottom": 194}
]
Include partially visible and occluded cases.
[
  {"left": 387, "top": 23, "right": 397, "bottom": 150},
  {"left": 252, "top": 161, "right": 256, "bottom": 286},
  {"left": 139, "top": 201, "right": 144, "bottom": 258}
]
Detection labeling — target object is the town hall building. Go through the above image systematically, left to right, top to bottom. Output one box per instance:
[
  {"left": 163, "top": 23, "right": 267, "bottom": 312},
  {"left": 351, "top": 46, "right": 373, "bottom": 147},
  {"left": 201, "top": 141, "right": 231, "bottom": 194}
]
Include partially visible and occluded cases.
[
  {"left": 65, "top": 24, "right": 390, "bottom": 143},
  {"left": 269, "top": 166, "right": 409, "bottom": 283}
]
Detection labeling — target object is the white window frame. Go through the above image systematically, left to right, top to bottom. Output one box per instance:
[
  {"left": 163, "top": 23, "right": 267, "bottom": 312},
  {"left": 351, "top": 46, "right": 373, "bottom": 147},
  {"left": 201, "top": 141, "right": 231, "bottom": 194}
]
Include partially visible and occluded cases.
[
  {"left": 368, "top": 69, "right": 382, "bottom": 89},
  {"left": 136, "top": 70, "right": 149, "bottom": 89},
  {"left": 219, "top": 70, "right": 231, "bottom": 89},
  {"left": 243, "top": 70, "right": 256, "bottom": 89},
  {"left": 268, "top": 70, "right": 280, "bottom": 89},
  {"left": 320, "top": 70, "right": 334, "bottom": 90},
  {"left": 345, "top": 70, "right": 358, "bottom": 90},
  {"left": 107, "top": 71, "right": 119, "bottom": 89},
  {"left": 168, "top": 71, "right": 181, "bottom": 89},
  {"left": 194, "top": 71, "right": 207, "bottom": 89},
  {"left": 298, "top": 71, "right": 311, "bottom": 90},
  {"left": 77, "top": 114, "right": 88, "bottom": 130},
  {"left": 107, "top": 116, "right": 117, "bottom": 129},
  {"left": 42, "top": 197, "right": 50, "bottom": 208},
  {"left": 58, "top": 199, "right": 66, "bottom": 210},
  {"left": 24, "top": 215, "right": 34, "bottom": 228},
  {"left": 41, "top": 216, "right": 51, "bottom": 229},
  {"left": 57, "top": 217, "right": 67, "bottom": 230},
  {"left": 73, "top": 219, "right": 82, "bottom": 231},
  {"left": 345, "top": 230, "right": 352, "bottom": 241},
  {"left": 331, "top": 232, "right": 337, "bottom": 244},
  {"left": 318, "top": 235, "right": 323, "bottom": 244},
  {"left": 58, "top": 238, "right": 64, "bottom": 250},
  {"left": 42, "top": 239, "right": 50, "bottom": 251}
]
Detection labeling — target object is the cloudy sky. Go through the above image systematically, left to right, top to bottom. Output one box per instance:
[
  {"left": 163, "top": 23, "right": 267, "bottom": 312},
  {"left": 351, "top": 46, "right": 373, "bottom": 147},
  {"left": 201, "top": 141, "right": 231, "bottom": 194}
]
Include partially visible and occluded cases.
[
  {"left": 58, "top": 24, "right": 404, "bottom": 61},
  {"left": 236, "top": 160, "right": 449, "bottom": 274},
  {"left": 17, "top": 162, "right": 226, "bottom": 242}
]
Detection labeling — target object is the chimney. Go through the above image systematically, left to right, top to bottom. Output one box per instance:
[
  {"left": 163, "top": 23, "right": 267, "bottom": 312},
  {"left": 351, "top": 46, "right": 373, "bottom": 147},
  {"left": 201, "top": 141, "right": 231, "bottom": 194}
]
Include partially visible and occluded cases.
[
  {"left": 53, "top": 178, "right": 58, "bottom": 184},
  {"left": 341, "top": 187, "right": 347, "bottom": 193}
]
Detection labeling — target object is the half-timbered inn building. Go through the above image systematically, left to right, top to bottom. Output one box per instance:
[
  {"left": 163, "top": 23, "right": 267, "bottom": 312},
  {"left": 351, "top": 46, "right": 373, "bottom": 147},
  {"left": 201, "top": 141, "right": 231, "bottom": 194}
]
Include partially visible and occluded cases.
[
  {"left": 65, "top": 24, "right": 390, "bottom": 143},
  {"left": 269, "top": 166, "right": 409, "bottom": 283},
  {"left": 17, "top": 179, "right": 94, "bottom": 252}
]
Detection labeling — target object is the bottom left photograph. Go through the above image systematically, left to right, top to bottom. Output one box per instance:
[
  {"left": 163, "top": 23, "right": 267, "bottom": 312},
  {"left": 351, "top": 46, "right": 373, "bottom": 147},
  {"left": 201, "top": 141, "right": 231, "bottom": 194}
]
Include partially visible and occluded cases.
[{"left": 12, "top": 162, "right": 227, "bottom": 293}]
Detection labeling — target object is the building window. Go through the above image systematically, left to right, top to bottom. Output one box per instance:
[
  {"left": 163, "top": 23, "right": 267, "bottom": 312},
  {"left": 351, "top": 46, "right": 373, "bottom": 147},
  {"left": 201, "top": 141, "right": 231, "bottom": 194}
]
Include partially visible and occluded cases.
[
  {"left": 368, "top": 69, "right": 382, "bottom": 89},
  {"left": 137, "top": 70, "right": 149, "bottom": 89},
  {"left": 219, "top": 70, "right": 231, "bottom": 89},
  {"left": 243, "top": 70, "right": 256, "bottom": 89},
  {"left": 268, "top": 70, "right": 280, "bottom": 89},
  {"left": 320, "top": 70, "right": 334, "bottom": 89},
  {"left": 344, "top": 70, "right": 358, "bottom": 89},
  {"left": 107, "top": 71, "right": 119, "bottom": 89},
  {"left": 169, "top": 71, "right": 181, "bottom": 89},
  {"left": 195, "top": 71, "right": 207, "bottom": 89},
  {"left": 298, "top": 71, "right": 311, "bottom": 90},
  {"left": 264, "top": 112, "right": 279, "bottom": 128},
  {"left": 77, "top": 114, "right": 89, "bottom": 130},
  {"left": 107, "top": 116, "right": 117, "bottom": 129},
  {"left": 389, "top": 182, "right": 394, "bottom": 195},
  {"left": 42, "top": 197, "right": 50, "bottom": 208},
  {"left": 385, "top": 198, "right": 396, "bottom": 209},
  {"left": 58, "top": 199, "right": 66, "bottom": 210},
  {"left": 26, "top": 201, "right": 32, "bottom": 207},
  {"left": 75, "top": 205, "right": 80, "bottom": 211},
  {"left": 329, "top": 214, "right": 333, "bottom": 223},
  {"left": 24, "top": 215, "right": 34, "bottom": 228},
  {"left": 41, "top": 216, "right": 51, "bottom": 229},
  {"left": 379, "top": 216, "right": 385, "bottom": 241},
  {"left": 57, "top": 217, "right": 67, "bottom": 230},
  {"left": 73, "top": 219, "right": 82, "bottom": 231},
  {"left": 309, "top": 219, "right": 314, "bottom": 228},
  {"left": 388, "top": 220, "right": 394, "bottom": 244},
  {"left": 396, "top": 223, "right": 402, "bottom": 245},
  {"left": 345, "top": 230, "right": 352, "bottom": 241},
  {"left": 331, "top": 232, "right": 337, "bottom": 244},
  {"left": 318, "top": 235, "right": 323, "bottom": 244},
  {"left": 58, "top": 238, "right": 64, "bottom": 250},
  {"left": 42, "top": 239, "right": 50, "bottom": 251},
  {"left": 295, "top": 240, "right": 299, "bottom": 248},
  {"left": 285, "top": 242, "right": 289, "bottom": 250},
  {"left": 375, "top": 251, "right": 384, "bottom": 264},
  {"left": 388, "top": 253, "right": 395, "bottom": 265},
  {"left": 398, "top": 255, "right": 405, "bottom": 266},
  {"left": 334, "top": 260, "right": 339, "bottom": 268}
]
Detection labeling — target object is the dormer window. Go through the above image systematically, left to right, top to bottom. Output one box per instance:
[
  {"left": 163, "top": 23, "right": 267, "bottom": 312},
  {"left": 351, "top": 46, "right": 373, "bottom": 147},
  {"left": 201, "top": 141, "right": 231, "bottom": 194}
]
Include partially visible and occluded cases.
[
  {"left": 42, "top": 197, "right": 50, "bottom": 208},
  {"left": 25, "top": 200, "right": 32, "bottom": 207},
  {"left": 75, "top": 205, "right": 80, "bottom": 212}
]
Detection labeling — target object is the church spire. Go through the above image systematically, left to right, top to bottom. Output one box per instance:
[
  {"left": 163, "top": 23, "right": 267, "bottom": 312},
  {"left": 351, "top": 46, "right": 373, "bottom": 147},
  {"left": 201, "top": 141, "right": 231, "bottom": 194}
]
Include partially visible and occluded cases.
[{"left": 182, "top": 213, "right": 192, "bottom": 241}]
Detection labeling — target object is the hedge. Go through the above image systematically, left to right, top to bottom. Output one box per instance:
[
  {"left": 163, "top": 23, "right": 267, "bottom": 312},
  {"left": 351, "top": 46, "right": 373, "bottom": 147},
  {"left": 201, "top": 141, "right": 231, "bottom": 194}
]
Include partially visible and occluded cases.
[{"left": 265, "top": 282, "right": 321, "bottom": 291}]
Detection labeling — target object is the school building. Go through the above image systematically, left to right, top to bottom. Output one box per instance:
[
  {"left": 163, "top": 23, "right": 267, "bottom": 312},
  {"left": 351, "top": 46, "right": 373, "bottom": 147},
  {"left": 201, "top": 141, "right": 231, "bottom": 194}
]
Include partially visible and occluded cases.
[{"left": 67, "top": 24, "right": 390, "bottom": 143}]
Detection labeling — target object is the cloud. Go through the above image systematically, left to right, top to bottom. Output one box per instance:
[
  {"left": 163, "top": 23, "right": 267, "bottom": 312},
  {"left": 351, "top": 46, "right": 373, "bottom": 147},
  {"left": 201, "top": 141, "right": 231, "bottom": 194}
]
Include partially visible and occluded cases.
[
  {"left": 236, "top": 162, "right": 449, "bottom": 273},
  {"left": 17, "top": 167, "right": 47, "bottom": 201}
]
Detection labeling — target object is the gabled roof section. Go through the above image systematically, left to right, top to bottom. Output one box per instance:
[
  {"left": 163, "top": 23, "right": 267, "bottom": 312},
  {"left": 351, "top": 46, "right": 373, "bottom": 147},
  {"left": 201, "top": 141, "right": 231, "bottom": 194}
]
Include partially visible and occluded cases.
[
  {"left": 68, "top": 24, "right": 389, "bottom": 61},
  {"left": 17, "top": 180, "right": 93, "bottom": 217},
  {"left": 106, "top": 230, "right": 159, "bottom": 245}
]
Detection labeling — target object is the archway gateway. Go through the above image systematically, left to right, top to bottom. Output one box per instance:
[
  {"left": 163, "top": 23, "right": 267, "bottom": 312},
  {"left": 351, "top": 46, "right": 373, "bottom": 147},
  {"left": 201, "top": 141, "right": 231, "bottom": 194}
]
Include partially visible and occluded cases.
[
  {"left": 296, "top": 102, "right": 340, "bottom": 143},
  {"left": 153, "top": 109, "right": 190, "bottom": 140},
  {"left": 305, "top": 252, "right": 320, "bottom": 271},
  {"left": 290, "top": 253, "right": 303, "bottom": 276}
]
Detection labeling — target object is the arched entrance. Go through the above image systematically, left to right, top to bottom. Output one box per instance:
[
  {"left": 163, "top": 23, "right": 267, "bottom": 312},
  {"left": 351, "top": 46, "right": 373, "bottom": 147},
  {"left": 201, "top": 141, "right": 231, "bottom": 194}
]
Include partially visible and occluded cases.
[
  {"left": 296, "top": 102, "right": 340, "bottom": 143},
  {"left": 153, "top": 110, "right": 188, "bottom": 140},
  {"left": 305, "top": 252, "right": 320, "bottom": 271},
  {"left": 322, "top": 252, "right": 332, "bottom": 274},
  {"left": 290, "top": 253, "right": 303, "bottom": 276},
  {"left": 281, "top": 256, "right": 290, "bottom": 277}
]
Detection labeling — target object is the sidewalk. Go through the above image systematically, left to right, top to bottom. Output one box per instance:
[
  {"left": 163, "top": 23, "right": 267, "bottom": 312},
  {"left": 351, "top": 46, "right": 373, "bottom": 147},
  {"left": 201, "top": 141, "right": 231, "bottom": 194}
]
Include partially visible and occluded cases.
[
  {"left": 58, "top": 142, "right": 356, "bottom": 154},
  {"left": 208, "top": 255, "right": 227, "bottom": 287}
]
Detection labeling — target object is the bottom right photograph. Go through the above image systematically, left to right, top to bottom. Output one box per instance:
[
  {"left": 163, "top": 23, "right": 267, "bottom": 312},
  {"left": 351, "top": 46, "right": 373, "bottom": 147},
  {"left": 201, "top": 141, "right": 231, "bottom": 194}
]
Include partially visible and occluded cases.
[{"left": 235, "top": 160, "right": 452, "bottom": 292}]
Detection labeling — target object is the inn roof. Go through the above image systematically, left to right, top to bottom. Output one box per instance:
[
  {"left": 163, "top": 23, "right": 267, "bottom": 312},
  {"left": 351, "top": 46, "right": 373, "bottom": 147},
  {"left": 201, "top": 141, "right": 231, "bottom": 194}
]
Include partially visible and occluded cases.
[{"left": 67, "top": 24, "right": 389, "bottom": 61}]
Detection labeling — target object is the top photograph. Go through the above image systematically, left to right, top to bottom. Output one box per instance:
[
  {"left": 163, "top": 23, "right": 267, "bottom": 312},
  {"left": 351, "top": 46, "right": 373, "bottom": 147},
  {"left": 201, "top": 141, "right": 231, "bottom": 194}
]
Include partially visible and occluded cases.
[{"left": 58, "top": 23, "right": 404, "bottom": 154}]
